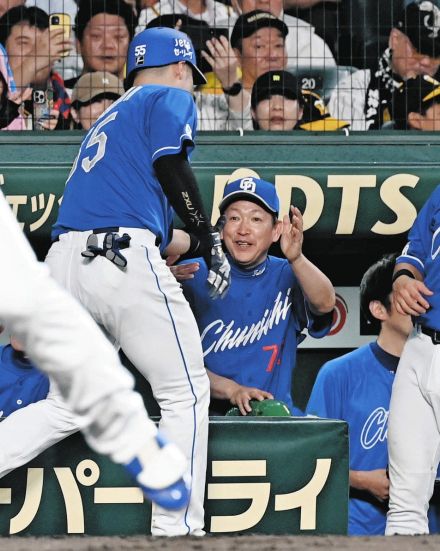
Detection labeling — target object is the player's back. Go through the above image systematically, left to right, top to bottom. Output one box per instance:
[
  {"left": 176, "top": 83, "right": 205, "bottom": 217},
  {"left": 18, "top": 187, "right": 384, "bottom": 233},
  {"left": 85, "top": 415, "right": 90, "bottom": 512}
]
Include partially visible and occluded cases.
[{"left": 53, "top": 85, "right": 197, "bottom": 247}]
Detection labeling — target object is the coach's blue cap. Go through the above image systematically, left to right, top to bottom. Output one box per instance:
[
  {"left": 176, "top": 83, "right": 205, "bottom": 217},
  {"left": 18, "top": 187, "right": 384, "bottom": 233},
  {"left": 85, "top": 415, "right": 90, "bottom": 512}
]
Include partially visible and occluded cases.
[
  {"left": 125, "top": 27, "right": 207, "bottom": 89},
  {"left": 219, "top": 177, "right": 279, "bottom": 215}
]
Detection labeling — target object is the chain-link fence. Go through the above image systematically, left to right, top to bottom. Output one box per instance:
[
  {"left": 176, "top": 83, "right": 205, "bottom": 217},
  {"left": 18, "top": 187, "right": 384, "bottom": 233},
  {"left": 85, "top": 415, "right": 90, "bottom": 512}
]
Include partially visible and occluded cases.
[{"left": 0, "top": 0, "right": 439, "bottom": 131}]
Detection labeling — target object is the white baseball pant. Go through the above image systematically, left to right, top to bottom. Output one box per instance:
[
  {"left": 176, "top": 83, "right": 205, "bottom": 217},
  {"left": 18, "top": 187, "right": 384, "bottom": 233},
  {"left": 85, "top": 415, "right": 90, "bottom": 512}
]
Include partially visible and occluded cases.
[
  {"left": 0, "top": 191, "right": 157, "bottom": 465},
  {"left": 45, "top": 228, "right": 210, "bottom": 536},
  {"left": 386, "top": 327, "right": 440, "bottom": 535},
  {"left": 0, "top": 384, "right": 78, "bottom": 479}
]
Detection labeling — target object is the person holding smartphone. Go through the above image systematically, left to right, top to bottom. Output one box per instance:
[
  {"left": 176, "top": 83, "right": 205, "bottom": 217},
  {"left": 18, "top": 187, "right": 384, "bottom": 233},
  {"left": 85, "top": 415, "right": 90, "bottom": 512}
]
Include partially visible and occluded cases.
[
  {"left": 25, "top": 0, "right": 80, "bottom": 81},
  {"left": 0, "top": 5, "right": 71, "bottom": 129},
  {"left": 147, "top": 14, "right": 251, "bottom": 130},
  {"left": 0, "top": 43, "right": 30, "bottom": 129}
]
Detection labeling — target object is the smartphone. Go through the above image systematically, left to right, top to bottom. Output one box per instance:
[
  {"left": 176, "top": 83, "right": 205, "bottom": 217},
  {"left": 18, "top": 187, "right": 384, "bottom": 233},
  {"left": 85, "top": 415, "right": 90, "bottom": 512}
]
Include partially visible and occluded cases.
[
  {"left": 49, "top": 13, "right": 71, "bottom": 57},
  {"left": 32, "top": 87, "right": 54, "bottom": 131}
]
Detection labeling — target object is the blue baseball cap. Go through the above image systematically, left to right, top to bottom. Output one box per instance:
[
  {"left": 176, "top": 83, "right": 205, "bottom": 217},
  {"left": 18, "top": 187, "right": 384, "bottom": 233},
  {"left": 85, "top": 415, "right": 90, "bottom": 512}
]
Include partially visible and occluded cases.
[
  {"left": 125, "top": 27, "right": 207, "bottom": 89},
  {"left": 219, "top": 177, "right": 279, "bottom": 215}
]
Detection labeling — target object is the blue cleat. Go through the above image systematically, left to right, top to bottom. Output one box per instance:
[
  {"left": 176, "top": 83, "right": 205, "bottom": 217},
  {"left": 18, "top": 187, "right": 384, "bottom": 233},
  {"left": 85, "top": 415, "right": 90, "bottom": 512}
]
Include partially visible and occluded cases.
[{"left": 124, "top": 432, "right": 190, "bottom": 510}]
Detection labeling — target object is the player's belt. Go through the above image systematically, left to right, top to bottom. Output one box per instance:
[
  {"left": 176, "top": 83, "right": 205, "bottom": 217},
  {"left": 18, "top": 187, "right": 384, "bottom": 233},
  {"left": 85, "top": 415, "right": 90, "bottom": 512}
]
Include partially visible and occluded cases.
[
  {"left": 93, "top": 226, "right": 120, "bottom": 234},
  {"left": 53, "top": 227, "right": 161, "bottom": 247},
  {"left": 418, "top": 325, "right": 440, "bottom": 345}
]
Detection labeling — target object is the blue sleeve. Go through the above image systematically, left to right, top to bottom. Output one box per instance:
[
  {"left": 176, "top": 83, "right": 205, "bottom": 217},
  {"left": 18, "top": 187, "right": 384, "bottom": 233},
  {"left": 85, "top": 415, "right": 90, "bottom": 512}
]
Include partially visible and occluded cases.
[
  {"left": 149, "top": 89, "right": 197, "bottom": 163},
  {"left": 397, "top": 185, "right": 440, "bottom": 275},
  {"left": 180, "top": 258, "right": 208, "bottom": 306},
  {"left": 291, "top": 281, "right": 333, "bottom": 339},
  {"left": 307, "top": 309, "right": 333, "bottom": 339},
  {"left": 306, "top": 362, "right": 343, "bottom": 419}
]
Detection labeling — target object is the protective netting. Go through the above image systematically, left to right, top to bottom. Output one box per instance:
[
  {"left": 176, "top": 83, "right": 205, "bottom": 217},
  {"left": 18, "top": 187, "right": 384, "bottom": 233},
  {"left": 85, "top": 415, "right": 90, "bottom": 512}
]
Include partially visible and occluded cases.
[{"left": 0, "top": 0, "right": 439, "bottom": 132}]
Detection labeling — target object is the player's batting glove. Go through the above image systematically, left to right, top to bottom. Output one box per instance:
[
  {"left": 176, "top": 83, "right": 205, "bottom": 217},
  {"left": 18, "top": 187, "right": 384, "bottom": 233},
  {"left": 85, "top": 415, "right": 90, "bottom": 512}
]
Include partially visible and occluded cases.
[
  {"left": 214, "top": 214, "right": 226, "bottom": 233},
  {"left": 200, "top": 231, "right": 231, "bottom": 299}
]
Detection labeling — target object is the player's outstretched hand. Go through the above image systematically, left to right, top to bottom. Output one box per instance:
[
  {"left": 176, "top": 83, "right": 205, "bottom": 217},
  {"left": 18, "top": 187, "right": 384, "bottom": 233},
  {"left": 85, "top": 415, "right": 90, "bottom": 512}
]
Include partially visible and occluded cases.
[
  {"left": 281, "top": 206, "right": 304, "bottom": 264},
  {"left": 200, "top": 231, "right": 231, "bottom": 299},
  {"left": 168, "top": 258, "right": 200, "bottom": 281},
  {"left": 392, "top": 275, "right": 433, "bottom": 316},
  {"left": 230, "top": 386, "right": 274, "bottom": 416}
]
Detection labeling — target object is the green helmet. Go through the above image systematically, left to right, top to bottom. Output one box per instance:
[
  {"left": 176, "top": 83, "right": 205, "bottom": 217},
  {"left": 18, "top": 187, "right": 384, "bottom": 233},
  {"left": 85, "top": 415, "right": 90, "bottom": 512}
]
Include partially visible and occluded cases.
[{"left": 225, "top": 399, "right": 291, "bottom": 417}]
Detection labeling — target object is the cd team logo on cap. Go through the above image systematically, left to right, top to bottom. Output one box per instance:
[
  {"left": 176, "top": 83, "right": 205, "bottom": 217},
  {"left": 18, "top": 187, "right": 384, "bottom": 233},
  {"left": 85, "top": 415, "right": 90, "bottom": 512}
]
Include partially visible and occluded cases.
[
  {"left": 219, "top": 177, "right": 280, "bottom": 215},
  {"left": 239, "top": 177, "right": 257, "bottom": 192}
]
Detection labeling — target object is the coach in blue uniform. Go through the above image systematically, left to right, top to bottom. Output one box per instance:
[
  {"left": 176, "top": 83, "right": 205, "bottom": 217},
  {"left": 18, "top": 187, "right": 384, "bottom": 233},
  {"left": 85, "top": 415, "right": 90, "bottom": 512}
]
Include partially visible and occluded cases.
[
  {"left": 44, "top": 27, "right": 231, "bottom": 536},
  {"left": 180, "top": 177, "right": 335, "bottom": 416},
  {"left": 306, "top": 254, "right": 414, "bottom": 535}
]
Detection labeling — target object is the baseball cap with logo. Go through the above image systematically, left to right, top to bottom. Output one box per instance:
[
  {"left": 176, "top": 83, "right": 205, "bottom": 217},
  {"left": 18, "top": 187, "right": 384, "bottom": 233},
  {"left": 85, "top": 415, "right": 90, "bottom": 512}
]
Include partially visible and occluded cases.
[
  {"left": 394, "top": 1, "right": 440, "bottom": 57},
  {"left": 230, "top": 10, "right": 288, "bottom": 50},
  {"left": 125, "top": 26, "right": 207, "bottom": 89},
  {"left": 251, "top": 70, "right": 302, "bottom": 109},
  {"left": 71, "top": 72, "right": 123, "bottom": 106},
  {"left": 219, "top": 177, "right": 279, "bottom": 215}
]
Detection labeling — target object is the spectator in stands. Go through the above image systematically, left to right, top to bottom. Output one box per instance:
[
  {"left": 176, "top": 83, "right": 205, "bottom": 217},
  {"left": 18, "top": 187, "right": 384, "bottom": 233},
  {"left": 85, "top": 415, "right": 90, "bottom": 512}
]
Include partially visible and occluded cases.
[
  {"left": 0, "top": 0, "right": 24, "bottom": 18},
  {"left": 26, "top": 0, "right": 82, "bottom": 82},
  {"left": 66, "top": 0, "right": 135, "bottom": 89},
  {"left": 135, "top": 0, "right": 234, "bottom": 33},
  {"left": 135, "top": 0, "right": 336, "bottom": 73},
  {"left": 231, "top": 0, "right": 336, "bottom": 71},
  {"left": 328, "top": 1, "right": 440, "bottom": 130},
  {"left": 0, "top": 5, "right": 69, "bottom": 88},
  {"left": 0, "top": 6, "right": 71, "bottom": 129},
  {"left": 231, "top": 10, "right": 288, "bottom": 93},
  {"left": 146, "top": 14, "right": 250, "bottom": 130},
  {"left": 197, "top": 32, "right": 250, "bottom": 129},
  {"left": 0, "top": 41, "right": 29, "bottom": 129},
  {"left": 0, "top": 65, "right": 30, "bottom": 129},
  {"left": 249, "top": 69, "right": 349, "bottom": 131},
  {"left": 250, "top": 69, "right": 304, "bottom": 130},
  {"left": 70, "top": 71, "right": 123, "bottom": 130},
  {"left": 393, "top": 73, "right": 440, "bottom": 130},
  {"left": 171, "top": 176, "right": 335, "bottom": 415},
  {"left": 306, "top": 254, "right": 439, "bottom": 535}
]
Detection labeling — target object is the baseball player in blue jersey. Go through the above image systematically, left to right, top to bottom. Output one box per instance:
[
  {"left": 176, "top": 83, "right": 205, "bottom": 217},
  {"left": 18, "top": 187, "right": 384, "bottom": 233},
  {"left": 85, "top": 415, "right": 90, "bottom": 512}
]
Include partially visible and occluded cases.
[
  {"left": 41, "top": 27, "right": 231, "bottom": 536},
  {"left": 177, "top": 177, "right": 335, "bottom": 416},
  {"left": 385, "top": 184, "right": 440, "bottom": 535},
  {"left": 0, "top": 188, "right": 191, "bottom": 512},
  {"left": 306, "top": 254, "right": 414, "bottom": 535},
  {"left": 0, "top": 333, "right": 49, "bottom": 420}
]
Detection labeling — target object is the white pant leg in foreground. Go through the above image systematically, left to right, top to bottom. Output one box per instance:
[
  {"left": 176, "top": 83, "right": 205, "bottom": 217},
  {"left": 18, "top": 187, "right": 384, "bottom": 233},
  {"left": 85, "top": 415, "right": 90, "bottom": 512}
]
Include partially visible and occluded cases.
[
  {"left": 0, "top": 192, "right": 189, "bottom": 504},
  {"left": 45, "top": 228, "right": 209, "bottom": 536},
  {"left": 386, "top": 330, "right": 440, "bottom": 535},
  {"left": 0, "top": 387, "right": 79, "bottom": 479}
]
